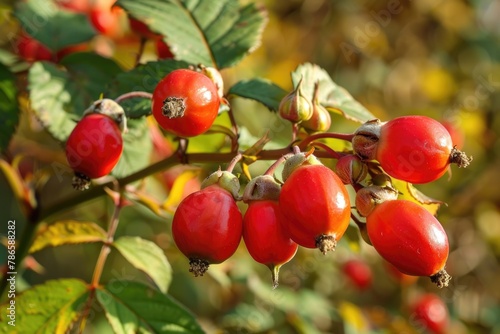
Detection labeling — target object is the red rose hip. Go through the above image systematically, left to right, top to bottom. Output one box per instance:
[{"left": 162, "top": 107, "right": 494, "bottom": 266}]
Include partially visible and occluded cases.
[
  {"left": 152, "top": 69, "right": 220, "bottom": 137},
  {"left": 65, "top": 111, "right": 123, "bottom": 190},
  {"left": 352, "top": 116, "right": 471, "bottom": 184},
  {"left": 279, "top": 161, "right": 351, "bottom": 254},
  {"left": 172, "top": 184, "right": 242, "bottom": 276},
  {"left": 366, "top": 199, "right": 451, "bottom": 287},
  {"left": 243, "top": 200, "right": 298, "bottom": 288},
  {"left": 342, "top": 259, "right": 373, "bottom": 290},
  {"left": 411, "top": 294, "right": 449, "bottom": 334}
]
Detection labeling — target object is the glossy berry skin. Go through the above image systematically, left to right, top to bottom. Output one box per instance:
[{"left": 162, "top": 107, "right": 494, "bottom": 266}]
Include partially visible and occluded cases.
[
  {"left": 152, "top": 69, "right": 220, "bottom": 137},
  {"left": 65, "top": 113, "right": 123, "bottom": 179},
  {"left": 376, "top": 116, "right": 454, "bottom": 184},
  {"left": 279, "top": 164, "right": 351, "bottom": 251},
  {"left": 172, "top": 185, "right": 242, "bottom": 268},
  {"left": 367, "top": 200, "right": 449, "bottom": 278},
  {"left": 243, "top": 201, "right": 298, "bottom": 270},
  {"left": 342, "top": 259, "right": 373, "bottom": 290},
  {"left": 411, "top": 294, "right": 449, "bottom": 334}
]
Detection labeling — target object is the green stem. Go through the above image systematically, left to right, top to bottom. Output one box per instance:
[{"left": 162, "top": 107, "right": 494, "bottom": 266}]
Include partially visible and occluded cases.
[
  {"left": 134, "top": 37, "right": 147, "bottom": 68},
  {"left": 114, "top": 91, "right": 153, "bottom": 104},
  {"left": 298, "top": 131, "right": 354, "bottom": 149},
  {"left": 309, "top": 142, "right": 345, "bottom": 159},
  {"left": 38, "top": 148, "right": 347, "bottom": 222},
  {"left": 225, "top": 153, "right": 242, "bottom": 173},
  {"left": 264, "top": 153, "right": 294, "bottom": 176},
  {"left": 90, "top": 191, "right": 124, "bottom": 288}
]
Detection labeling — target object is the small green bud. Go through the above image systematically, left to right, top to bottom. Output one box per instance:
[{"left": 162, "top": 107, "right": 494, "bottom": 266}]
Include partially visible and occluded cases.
[{"left": 279, "top": 78, "right": 313, "bottom": 123}]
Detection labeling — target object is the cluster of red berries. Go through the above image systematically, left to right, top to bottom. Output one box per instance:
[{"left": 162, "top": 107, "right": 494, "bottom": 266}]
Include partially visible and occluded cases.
[
  {"left": 65, "top": 66, "right": 471, "bottom": 290},
  {"left": 65, "top": 68, "right": 219, "bottom": 189},
  {"left": 171, "top": 150, "right": 351, "bottom": 288}
]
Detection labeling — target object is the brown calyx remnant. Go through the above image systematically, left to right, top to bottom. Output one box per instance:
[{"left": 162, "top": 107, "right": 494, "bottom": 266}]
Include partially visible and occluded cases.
[
  {"left": 162, "top": 97, "right": 186, "bottom": 118},
  {"left": 449, "top": 146, "right": 472, "bottom": 168},
  {"left": 72, "top": 172, "right": 91, "bottom": 191},
  {"left": 315, "top": 234, "right": 337, "bottom": 255},
  {"left": 189, "top": 257, "right": 209, "bottom": 277},
  {"left": 430, "top": 269, "right": 452, "bottom": 288}
]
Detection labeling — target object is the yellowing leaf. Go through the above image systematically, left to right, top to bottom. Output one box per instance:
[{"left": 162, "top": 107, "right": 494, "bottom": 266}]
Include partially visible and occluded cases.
[
  {"left": 162, "top": 169, "right": 200, "bottom": 213},
  {"left": 392, "top": 178, "right": 443, "bottom": 215},
  {"left": 127, "top": 190, "right": 163, "bottom": 217},
  {"left": 29, "top": 221, "right": 106, "bottom": 253},
  {"left": 0, "top": 279, "right": 89, "bottom": 334},
  {"left": 339, "top": 301, "right": 369, "bottom": 334}
]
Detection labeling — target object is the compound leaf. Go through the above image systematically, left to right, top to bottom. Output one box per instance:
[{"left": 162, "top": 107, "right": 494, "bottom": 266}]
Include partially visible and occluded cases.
[{"left": 116, "top": 0, "right": 267, "bottom": 69}]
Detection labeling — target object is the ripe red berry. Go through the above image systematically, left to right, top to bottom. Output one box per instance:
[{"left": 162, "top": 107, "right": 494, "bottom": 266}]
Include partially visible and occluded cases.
[
  {"left": 89, "top": 7, "right": 123, "bottom": 38},
  {"left": 16, "top": 33, "right": 53, "bottom": 62},
  {"left": 152, "top": 69, "right": 220, "bottom": 137},
  {"left": 65, "top": 112, "right": 123, "bottom": 189},
  {"left": 353, "top": 116, "right": 471, "bottom": 184},
  {"left": 377, "top": 116, "right": 456, "bottom": 183},
  {"left": 279, "top": 164, "right": 351, "bottom": 254},
  {"left": 172, "top": 184, "right": 242, "bottom": 276},
  {"left": 366, "top": 199, "right": 451, "bottom": 288},
  {"left": 243, "top": 200, "right": 298, "bottom": 288},
  {"left": 342, "top": 259, "right": 373, "bottom": 290},
  {"left": 411, "top": 294, "right": 449, "bottom": 334}
]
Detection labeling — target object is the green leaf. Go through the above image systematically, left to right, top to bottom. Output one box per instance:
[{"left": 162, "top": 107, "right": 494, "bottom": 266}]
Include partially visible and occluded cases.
[
  {"left": 14, "top": 0, "right": 96, "bottom": 51},
  {"left": 116, "top": 0, "right": 267, "bottom": 69},
  {"left": 28, "top": 54, "right": 122, "bottom": 141},
  {"left": 107, "top": 59, "right": 190, "bottom": 118},
  {"left": 0, "top": 63, "right": 18, "bottom": 152},
  {"left": 291, "top": 63, "right": 375, "bottom": 123},
  {"left": 228, "top": 78, "right": 287, "bottom": 112},
  {"left": 111, "top": 118, "right": 152, "bottom": 178},
  {"left": 29, "top": 220, "right": 107, "bottom": 253},
  {"left": 112, "top": 236, "right": 172, "bottom": 293},
  {"left": 0, "top": 279, "right": 89, "bottom": 334},
  {"left": 96, "top": 281, "right": 205, "bottom": 334}
]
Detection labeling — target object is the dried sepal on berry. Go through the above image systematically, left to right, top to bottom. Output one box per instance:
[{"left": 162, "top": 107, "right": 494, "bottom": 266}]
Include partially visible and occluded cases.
[
  {"left": 83, "top": 98, "right": 128, "bottom": 133},
  {"left": 352, "top": 119, "right": 383, "bottom": 160},
  {"left": 335, "top": 154, "right": 368, "bottom": 185},
  {"left": 355, "top": 185, "right": 398, "bottom": 217}
]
